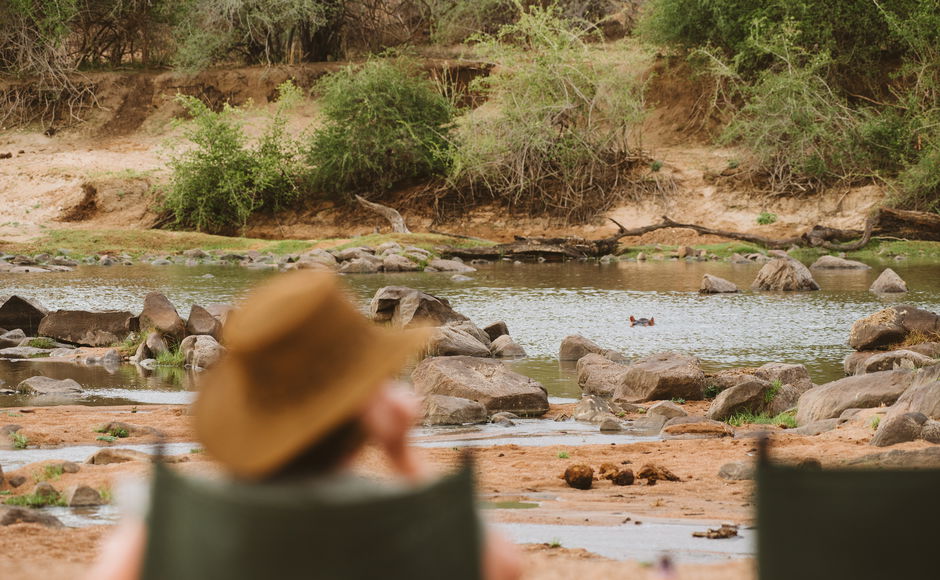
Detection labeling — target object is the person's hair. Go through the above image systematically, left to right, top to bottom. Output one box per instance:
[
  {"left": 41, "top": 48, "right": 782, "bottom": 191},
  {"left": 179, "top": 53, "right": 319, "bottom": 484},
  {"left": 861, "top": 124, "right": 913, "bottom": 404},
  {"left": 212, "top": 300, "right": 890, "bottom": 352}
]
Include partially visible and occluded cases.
[{"left": 264, "top": 419, "right": 366, "bottom": 482}]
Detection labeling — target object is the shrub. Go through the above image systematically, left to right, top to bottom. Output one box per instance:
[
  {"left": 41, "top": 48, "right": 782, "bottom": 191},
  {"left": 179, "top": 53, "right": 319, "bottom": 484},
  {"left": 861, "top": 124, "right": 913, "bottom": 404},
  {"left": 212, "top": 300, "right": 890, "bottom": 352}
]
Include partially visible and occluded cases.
[
  {"left": 430, "top": 0, "right": 518, "bottom": 45},
  {"left": 448, "top": 2, "right": 646, "bottom": 221},
  {"left": 305, "top": 57, "right": 455, "bottom": 196},
  {"left": 163, "top": 81, "right": 305, "bottom": 233},
  {"left": 756, "top": 211, "right": 777, "bottom": 225},
  {"left": 26, "top": 337, "right": 56, "bottom": 349},
  {"left": 155, "top": 348, "right": 186, "bottom": 367},
  {"left": 10, "top": 431, "right": 29, "bottom": 449}
]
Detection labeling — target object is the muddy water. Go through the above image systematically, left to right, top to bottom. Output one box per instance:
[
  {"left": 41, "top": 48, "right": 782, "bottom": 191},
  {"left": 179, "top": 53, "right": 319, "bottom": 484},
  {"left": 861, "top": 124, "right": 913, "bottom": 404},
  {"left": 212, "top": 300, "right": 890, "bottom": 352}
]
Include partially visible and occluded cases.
[{"left": 2, "top": 259, "right": 940, "bottom": 403}]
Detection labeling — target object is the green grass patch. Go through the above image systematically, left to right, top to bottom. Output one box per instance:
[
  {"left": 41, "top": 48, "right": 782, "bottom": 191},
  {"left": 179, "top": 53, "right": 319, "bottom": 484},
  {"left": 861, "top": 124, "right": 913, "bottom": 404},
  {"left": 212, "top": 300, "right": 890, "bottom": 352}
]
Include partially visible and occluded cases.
[
  {"left": 757, "top": 212, "right": 778, "bottom": 225},
  {"left": 619, "top": 241, "right": 766, "bottom": 259},
  {"left": 26, "top": 337, "right": 57, "bottom": 349},
  {"left": 155, "top": 348, "right": 186, "bottom": 367},
  {"left": 764, "top": 380, "right": 782, "bottom": 404},
  {"left": 704, "top": 383, "right": 722, "bottom": 400},
  {"left": 726, "top": 410, "right": 798, "bottom": 429},
  {"left": 870, "top": 416, "right": 881, "bottom": 430},
  {"left": 94, "top": 425, "right": 130, "bottom": 438},
  {"left": 10, "top": 432, "right": 28, "bottom": 449},
  {"left": 96, "top": 435, "right": 117, "bottom": 443},
  {"left": 557, "top": 451, "right": 570, "bottom": 459},
  {"left": 35, "top": 464, "right": 64, "bottom": 482},
  {"left": 4, "top": 493, "right": 66, "bottom": 508}
]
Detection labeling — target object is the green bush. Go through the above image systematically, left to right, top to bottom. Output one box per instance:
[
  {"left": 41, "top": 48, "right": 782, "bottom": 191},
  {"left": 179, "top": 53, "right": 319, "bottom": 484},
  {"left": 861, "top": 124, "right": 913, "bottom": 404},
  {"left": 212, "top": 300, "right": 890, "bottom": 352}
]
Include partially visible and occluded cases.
[
  {"left": 430, "top": 0, "right": 518, "bottom": 45},
  {"left": 448, "top": 3, "right": 645, "bottom": 220},
  {"left": 305, "top": 58, "right": 454, "bottom": 196},
  {"left": 163, "top": 81, "right": 304, "bottom": 233},
  {"left": 756, "top": 211, "right": 777, "bottom": 225}
]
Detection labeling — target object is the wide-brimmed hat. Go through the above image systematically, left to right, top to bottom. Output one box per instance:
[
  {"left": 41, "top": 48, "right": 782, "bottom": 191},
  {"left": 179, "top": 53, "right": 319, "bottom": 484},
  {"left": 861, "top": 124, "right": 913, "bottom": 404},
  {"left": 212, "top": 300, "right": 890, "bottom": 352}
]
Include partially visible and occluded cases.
[{"left": 194, "top": 270, "right": 429, "bottom": 479}]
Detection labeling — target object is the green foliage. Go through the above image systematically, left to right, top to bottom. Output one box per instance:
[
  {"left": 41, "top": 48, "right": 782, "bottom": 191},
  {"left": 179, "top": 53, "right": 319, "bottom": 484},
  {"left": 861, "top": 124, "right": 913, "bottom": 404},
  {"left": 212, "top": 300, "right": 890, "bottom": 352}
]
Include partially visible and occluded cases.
[
  {"left": 430, "top": 0, "right": 518, "bottom": 44},
  {"left": 449, "top": 2, "right": 646, "bottom": 221},
  {"left": 306, "top": 58, "right": 454, "bottom": 196},
  {"left": 163, "top": 81, "right": 305, "bottom": 234},
  {"left": 756, "top": 211, "right": 777, "bottom": 225},
  {"left": 26, "top": 337, "right": 56, "bottom": 349},
  {"left": 155, "top": 348, "right": 186, "bottom": 367},
  {"left": 764, "top": 379, "right": 782, "bottom": 403},
  {"left": 703, "top": 383, "right": 722, "bottom": 399},
  {"left": 670, "top": 397, "right": 686, "bottom": 404},
  {"left": 726, "top": 410, "right": 797, "bottom": 429},
  {"left": 870, "top": 416, "right": 881, "bottom": 430},
  {"left": 95, "top": 424, "right": 130, "bottom": 438},
  {"left": 10, "top": 431, "right": 28, "bottom": 449},
  {"left": 96, "top": 434, "right": 117, "bottom": 443},
  {"left": 557, "top": 451, "right": 570, "bottom": 459},
  {"left": 35, "top": 464, "right": 64, "bottom": 482},
  {"left": 4, "top": 492, "right": 65, "bottom": 508}
]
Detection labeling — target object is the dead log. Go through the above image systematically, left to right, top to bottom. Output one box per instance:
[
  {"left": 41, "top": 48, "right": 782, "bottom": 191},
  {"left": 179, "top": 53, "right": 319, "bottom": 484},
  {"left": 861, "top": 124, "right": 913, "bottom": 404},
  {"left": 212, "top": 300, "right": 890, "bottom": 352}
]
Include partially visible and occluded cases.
[
  {"left": 355, "top": 195, "right": 410, "bottom": 234},
  {"left": 872, "top": 207, "right": 940, "bottom": 242}
]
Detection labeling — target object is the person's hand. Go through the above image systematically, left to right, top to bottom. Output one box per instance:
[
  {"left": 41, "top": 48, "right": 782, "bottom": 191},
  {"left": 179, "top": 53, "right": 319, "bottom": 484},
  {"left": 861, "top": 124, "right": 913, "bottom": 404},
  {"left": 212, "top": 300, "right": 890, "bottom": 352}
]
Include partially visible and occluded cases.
[{"left": 360, "top": 381, "right": 428, "bottom": 482}]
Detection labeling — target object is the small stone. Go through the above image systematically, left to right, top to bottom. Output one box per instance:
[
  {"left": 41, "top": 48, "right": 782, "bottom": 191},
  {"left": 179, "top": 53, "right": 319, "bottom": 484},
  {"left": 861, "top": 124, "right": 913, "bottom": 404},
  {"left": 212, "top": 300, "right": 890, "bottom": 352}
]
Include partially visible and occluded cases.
[
  {"left": 869, "top": 268, "right": 908, "bottom": 293},
  {"left": 647, "top": 400, "right": 688, "bottom": 420},
  {"left": 599, "top": 417, "right": 622, "bottom": 432},
  {"left": 718, "top": 461, "right": 754, "bottom": 481},
  {"left": 563, "top": 464, "right": 594, "bottom": 490},
  {"left": 637, "top": 464, "right": 681, "bottom": 483},
  {"left": 611, "top": 469, "right": 635, "bottom": 486},
  {"left": 7, "top": 475, "right": 27, "bottom": 488},
  {"left": 32, "top": 481, "right": 59, "bottom": 500},
  {"left": 65, "top": 485, "right": 104, "bottom": 507},
  {"left": 0, "top": 506, "right": 63, "bottom": 527}
]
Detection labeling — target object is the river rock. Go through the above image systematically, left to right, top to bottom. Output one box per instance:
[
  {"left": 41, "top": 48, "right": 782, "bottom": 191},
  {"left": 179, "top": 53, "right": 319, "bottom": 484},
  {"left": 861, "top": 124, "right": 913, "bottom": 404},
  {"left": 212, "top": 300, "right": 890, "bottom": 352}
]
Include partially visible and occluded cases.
[
  {"left": 331, "top": 247, "right": 374, "bottom": 262},
  {"left": 298, "top": 249, "right": 337, "bottom": 268},
  {"left": 382, "top": 254, "right": 420, "bottom": 272},
  {"left": 809, "top": 255, "right": 870, "bottom": 270},
  {"left": 340, "top": 257, "right": 383, "bottom": 274},
  {"left": 751, "top": 258, "right": 820, "bottom": 291},
  {"left": 427, "top": 259, "right": 475, "bottom": 273},
  {"left": 870, "top": 268, "right": 908, "bottom": 293},
  {"left": 699, "top": 274, "right": 739, "bottom": 294},
  {"left": 370, "top": 286, "right": 469, "bottom": 328},
  {"left": 139, "top": 292, "right": 186, "bottom": 341},
  {"left": 0, "top": 295, "right": 48, "bottom": 335},
  {"left": 203, "top": 304, "right": 233, "bottom": 326},
  {"left": 185, "top": 305, "right": 222, "bottom": 339},
  {"left": 848, "top": 305, "right": 940, "bottom": 351},
  {"left": 483, "top": 321, "right": 509, "bottom": 341},
  {"left": 426, "top": 324, "right": 491, "bottom": 357},
  {"left": 0, "top": 328, "right": 27, "bottom": 349},
  {"left": 145, "top": 331, "right": 169, "bottom": 356},
  {"left": 180, "top": 335, "right": 225, "bottom": 369},
  {"left": 490, "top": 335, "right": 527, "bottom": 358},
  {"left": 559, "top": 335, "right": 626, "bottom": 362},
  {"left": 0, "top": 345, "right": 53, "bottom": 359},
  {"left": 859, "top": 349, "right": 937, "bottom": 374},
  {"left": 844, "top": 351, "right": 877, "bottom": 375},
  {"left": 614, "top": 352, "right": 705, "bottom": 403},
  {"left": 577, "top": 353, "right": 630, "bottom": 398},
  {"left": 412, "top": 356, "right": 549, "bottom": 416},
  {"left": 753, "top": 362, "right": 814, "bottom": 392},
  {"left": 882, "top": 365, "right": 940, "bottom": 419},
  {"left": 795, "top": 370, "right": 915, "bottom": 425},
  {"left": 16, "top": 376, "right": 82, "bottom": 396},
  {"left": 706, "top": 379, "right": 773, "bottom": 420},
  {"left": 420, "top": 395, "right": 487, "bottom": 425},
  {"left": 573, "top": 395, "right": 623, "bottom": 423},
  {"left": 647, "top": 400, "right": 688, "bottom": 420},
  {"left": 870, "top": 412, "right": 928, "bottom": 447},
  {"left": 626, "top": 414, "right": 668, "bottom": 436},
  {"left": 599, "top": 417, "right": 622, "bottom": 431},
  {"left": 661, "top": 417, "right": 734, "bottom": 439},
  {"left": 789, "top": 418, "right": 841, "bottom": 436},
  {"left": 921, "top": 420, "right": 940, "bottom": 443},
  {"left": 86, "top": 448, "right": 151, "bottom": 465},
  {"left": 718, "top": 461, "right": 755, "bottom": 481},
  {"left": 563, "top": 464, "right": 594, "bottom": 490},
  {"left": 611, "top": 469, "right": 635, "bottom": 486},
  {"left": 65, "top": 485, "right": 104, "bottom": 507},
  {"left": 0, "top": 506, "right": 64, "bottom": 527}
]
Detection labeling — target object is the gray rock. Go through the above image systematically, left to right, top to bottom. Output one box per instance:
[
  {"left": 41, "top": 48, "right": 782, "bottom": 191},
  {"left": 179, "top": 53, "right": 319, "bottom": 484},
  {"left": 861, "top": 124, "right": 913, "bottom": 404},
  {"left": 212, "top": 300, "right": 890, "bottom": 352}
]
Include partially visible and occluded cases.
[
  {"left": 332, "top": 247, "right": 375, "bottom": 262},
  {"left": 382, "top": 254, "right": 420, "bottom": 272},
  {"left": 809, "top": 255, "right": 870, "bottom": 270},
  {"left": 339, "top": 257, "right": 381, "bottom": 274},
  {"left": 751, "top": 258, "right": 820, "bottom": 291},
  {"left": 428, "top": 259, "right": 476, "bottom": 273},
  {"left": 870, "top": 268, "right": 908, "bottom": 293},
  {"left": 699, "top": 274, "right": 739, "bottom": 294},
  {"left": 369, "top": 286, "right": 469, "bottom": 328},
  {"left": 139, "top": 292, "right": 186, "bottom": 341},
  {"left": 0, "top": 295, "right": 48, "bottom": 335},
  {"left": 185, "top": 304, "right": 222, "bottom": 339},
  {"left": 848, "top": 305, "right": 940, "bottom": 351},
  {"left": 483, "top": 321, "right": 510, "bottom": 342},
  {"left": 426, "top": 324, "right": 491, "bottom": 357},
  {"left": 0, "top": 328, "right": 27, "bottom": 349},
  {"left": 145, "top": 331, "right": 169, "bottom": 356},
  {"left": 559, "top": 334, "right": 626, "bottom": 362},
  {"left": 179, "top": 335, "right": 225, "bottom": 369},
  {"left": 490, "top": 335, "right": 527, "bottom": 358},
  {"left": 0, "top": 346, "right": 52, "bottom": 359},
  {"left": 101, "top": 348, "right": 123, "bottom": 368},
  {"left": 859, "top": 349, "right": 937, "bottom": 374},
  {"left": 844, "top": 351, "right": 877, "bottom": 375},
  {"left": 613, "top": 352, "right": 705, "bottom": 403},
  {"left": 576, "top": 353, "right": 630, "bottom": 398},
  {"left": 412, "top": 356, "right": 549, "bottom": 416},
  {"left": 753, "top": 362, "right": 814, "bottom": 392},
  {"left": 882, "top": 364, "right": 940, "bottom": 420},
  {"left": 796, "top": 370, "right": 915, "bottom": 425},
  {"left": 15, "top": 376, "right": 82, "bottom": 396},
  {"left": 706, "top": 379, "right": 773, "bottom": 420},
  {"left": 420, "top": 395, "right": 487, "bottom": 426},
  {"left": 573, "top": 395, "right": 622, "bottom": 423},
  {"left": 647, "top": 400, "right": 688, "bottom": 420},
  {"left": 490, "top": 412, "right": 518, "bottom": 427},
  {"left": 870, "top": 412, "right": 927, "bottom": 447},
  {"left": 626, "top": 414, "right": 668, "bottom": 436},
  {"left": 660, "top": 416, "right": 734, "bottom": 439},
  {"left": 599, "top": 417, "right": 622, "bottom": 432},
  {"left": 788, "top": 418, "right": 841, "bottom": 436},
  {"left": 921, "top": 420, "right": 940, "bottom": 443},
  {"left": 845, "top": 446, "right": 940, "bottom": 469},
  {"left": 85, "top": 448, "right": 150, "bottom": 465},
  {"left": 718, "top": 461, "right": 754, "bottom": 481},
  {"left": 32, "top": 481, "right": 58, "bottom": 500},
  {"left": 65, "top": 485, "right": 104, "bottom": 507},
  {"left": 0, "top": 506, "right": 63, "bottom": 527}
]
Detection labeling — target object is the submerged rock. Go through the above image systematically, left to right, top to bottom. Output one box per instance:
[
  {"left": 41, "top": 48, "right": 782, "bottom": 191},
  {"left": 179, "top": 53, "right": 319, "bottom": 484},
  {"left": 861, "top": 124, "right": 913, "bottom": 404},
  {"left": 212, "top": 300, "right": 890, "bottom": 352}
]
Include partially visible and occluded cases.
[
  {"left": 809, "top": 255, "right": 870, "bottom": 270},
  {"left": 751, "top": 258, "right": 820, "bottom": 291},
  {"left": 869, "top": 268, "right": 908, "bottom": 293},
  {"left": 699, "top": 274, "right": 739, "bottom": 294},
  {"left": 369, "top": 286, "right": 469, "bottom": 328},
  {"left": 848, "top": 305, "right": 940, "bottom": 351},
  {"left": 559, "top": 334, "right": 626, "bottom": 362},
  {"left": 489, "top": 335, "right": 527, "bottom": 358},
  {"left": 15, "top": 376, "right": 82, "bottom": 396}
]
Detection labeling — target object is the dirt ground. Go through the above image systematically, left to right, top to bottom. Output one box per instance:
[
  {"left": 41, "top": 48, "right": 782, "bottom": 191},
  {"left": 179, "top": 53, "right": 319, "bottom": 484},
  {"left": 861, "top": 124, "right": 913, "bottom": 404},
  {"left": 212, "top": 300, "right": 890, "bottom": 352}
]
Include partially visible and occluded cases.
[{"left": 1, "top": 401, "right": 929, "bottom": 579}]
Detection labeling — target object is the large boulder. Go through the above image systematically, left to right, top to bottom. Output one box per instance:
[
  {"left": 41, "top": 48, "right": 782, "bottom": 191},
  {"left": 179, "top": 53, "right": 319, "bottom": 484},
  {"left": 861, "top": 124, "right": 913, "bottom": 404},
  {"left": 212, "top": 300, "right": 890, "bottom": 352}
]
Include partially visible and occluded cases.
[
  {"left": 382, "top": 254, "right": 420, "bottom": 272},
  {"left": 809, "top": 255, "right": 870, "bottom": 270},
  {"left": 338, "top": 258, "right": 381, "bottom": 274},
  {"left": 751, "top": 258, "right": 820, "bottom": 291},
  {"left": 427, "top": 259, "right": 475, "bottom": 273},
  {"left": 870, "top": 268, "right": 908, "bottom": 293},
  {"left": 699, "top": 274, "right": 739, "bottom": 294},
  {"left": 369, "top": 286, "right": 468, "bottom": 328},
  {"left": 139, "top": 293, "right": 186, "bottom": 341},
  {"left": 0, "top": 295, "right": 48, "bottom": 335},
  {"left": 185, "top": 305, "right": 222, "bottom": 339},
  {"left": 848, "top": 305, "right": 940, "bottom": 351},
  {"left": 37, "top": 310, "right": 134, "bottom": 347},
  {"left": 483, "top": 322, "right": 509, "bottom": 341},
  {"left": 426, "top": 324, "right": 491, "bottom": 357},
  {"left": 0, "top": 329, "right": 27, "bottom": 349},
  {"left": 180, "top": 335, "right": 225, "bottom": 369},
  {"left": 489, "top": 335, "right": 527, "bottom": 358},
  {"left": 559, "top": 335, "right": 626, "bottom": 362},
  {"left": 859, "top": 349, "right": 937, "bottom": 374},
  {"left": 614, "top": 352, "right": 705, "bottom": 403},
  {"left": 577, "top": 353, "right": 630, "bottom": 398},
  {"left": 412, "top": 356, "right": 548, "bottom": 416},
  {"left": 752, "top": 362, "right": 814, "bottom": 393},
  {"left": 883, "top": 365, "right": 940, "bottom": 420},
  {"left": 795, "top": 370, "right": 915, "bottom": 425},
  {"left": 16, "top": 376, "right": 83, "bottom": 396},
  {"left": 706, "top": 379, "right": 774, "bottom": 421},
  {"left": 420, "top": 395, "right": 487, "bottom": 426},
  {"left": 572, "top": 395, "right": 622, "bottom": 423},
  {"left": 647, "top": 400, "right": 688, "bottom": 420},
  {"left": 869, "top": 412, "right": 928, "bottom": 447},
  {"left": 661, "top": 417, "right": 734, "bottom": 439},
  {"left": 65, "top": 485, "right": 105, "bottom": 507},
  {"left": 0, "top": 506, "right": 63, "bottom": 527}
]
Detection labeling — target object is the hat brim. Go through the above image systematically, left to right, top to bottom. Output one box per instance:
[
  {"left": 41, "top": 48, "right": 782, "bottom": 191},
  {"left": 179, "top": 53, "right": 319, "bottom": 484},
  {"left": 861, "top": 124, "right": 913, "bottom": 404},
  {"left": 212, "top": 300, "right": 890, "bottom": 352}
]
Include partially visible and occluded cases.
[{"left": 194, "top": 325, "right": 429, "bottom": 479}]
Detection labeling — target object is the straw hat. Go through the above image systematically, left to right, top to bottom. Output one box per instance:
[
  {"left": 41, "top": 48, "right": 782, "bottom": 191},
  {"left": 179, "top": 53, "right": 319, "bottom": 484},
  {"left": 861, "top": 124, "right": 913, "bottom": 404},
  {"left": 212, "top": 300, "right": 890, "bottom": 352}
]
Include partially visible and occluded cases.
[{"left": 194, "top": 270, "right": 429, "bottom": 479}]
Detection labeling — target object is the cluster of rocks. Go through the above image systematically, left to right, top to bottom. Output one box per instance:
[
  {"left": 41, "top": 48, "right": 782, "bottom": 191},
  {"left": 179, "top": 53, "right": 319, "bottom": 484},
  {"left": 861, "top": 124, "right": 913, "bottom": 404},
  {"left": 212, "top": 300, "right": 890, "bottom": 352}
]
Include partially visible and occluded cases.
[
  {"left": 0, "top": 253, "right": 79, "bottom": 274},
  {"left": 0, "top": 292, "right": 228, "bottom": 398},
  {"left": 562, "top": 461, "right": 680, "bottom": 490}
]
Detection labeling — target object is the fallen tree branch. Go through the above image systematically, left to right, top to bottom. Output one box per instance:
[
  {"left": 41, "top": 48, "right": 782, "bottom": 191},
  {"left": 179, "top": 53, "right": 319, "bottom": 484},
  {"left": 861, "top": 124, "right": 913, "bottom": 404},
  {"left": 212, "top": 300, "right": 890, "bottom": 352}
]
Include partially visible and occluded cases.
[{"left": 355, "top": 195, "right": 410, "bottom": 234}]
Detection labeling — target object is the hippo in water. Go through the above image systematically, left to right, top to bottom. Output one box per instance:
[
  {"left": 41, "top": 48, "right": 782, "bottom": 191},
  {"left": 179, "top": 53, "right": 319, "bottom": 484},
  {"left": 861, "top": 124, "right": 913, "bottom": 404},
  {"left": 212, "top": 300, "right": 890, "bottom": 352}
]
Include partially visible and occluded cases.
[{"left": 629, "top": 316, "right": 655, "bottom": 327}]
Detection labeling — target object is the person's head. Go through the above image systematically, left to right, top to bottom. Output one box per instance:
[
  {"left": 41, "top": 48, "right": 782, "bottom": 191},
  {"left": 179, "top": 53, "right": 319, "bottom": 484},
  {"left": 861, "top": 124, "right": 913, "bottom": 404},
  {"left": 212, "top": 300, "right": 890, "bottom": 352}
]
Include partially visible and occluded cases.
[{"left": 193, "top": 271, "right": 428, "bottom": 481}]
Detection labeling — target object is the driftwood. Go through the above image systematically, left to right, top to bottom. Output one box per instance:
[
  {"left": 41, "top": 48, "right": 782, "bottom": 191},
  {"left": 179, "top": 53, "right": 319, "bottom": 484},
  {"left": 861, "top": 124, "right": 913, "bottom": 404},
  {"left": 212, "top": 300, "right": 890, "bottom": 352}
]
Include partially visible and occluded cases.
[
  {"left": 355, "top": 195, "right": 410, "bottom": 234},
  {"left": 441, "top": 207, "right": 938, "bottom": 261}
]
